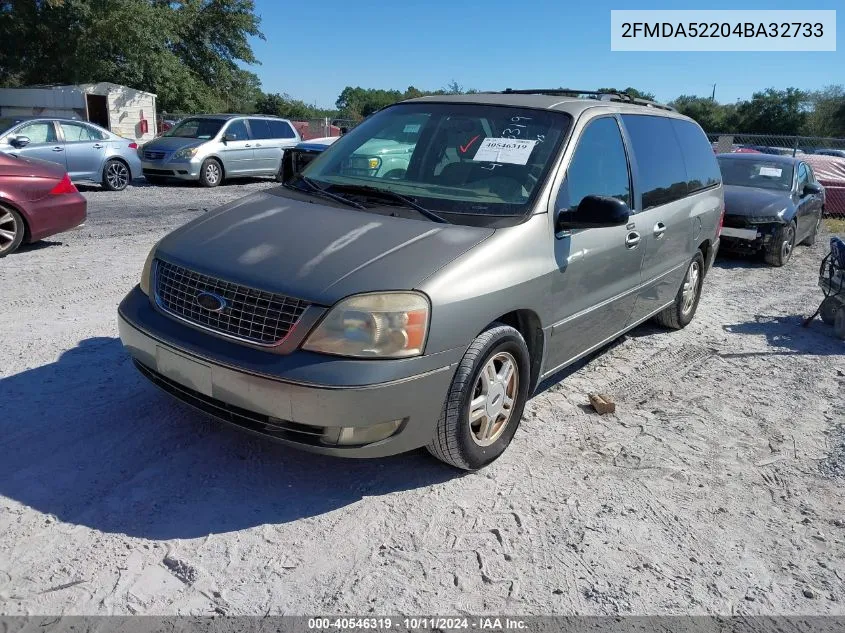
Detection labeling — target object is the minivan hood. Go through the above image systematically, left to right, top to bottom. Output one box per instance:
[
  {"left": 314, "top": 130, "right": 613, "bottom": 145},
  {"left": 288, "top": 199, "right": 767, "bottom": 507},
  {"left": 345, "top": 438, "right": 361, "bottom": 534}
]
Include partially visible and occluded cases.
[
  {"left": 143, "top": 136, "right": 208, "bottom": 152},
  {"left": 723, "top": 184, "right": 793, "bottom": 217},
  {"left": 154, "top": 191, "right": 494, "bottom": 305}
]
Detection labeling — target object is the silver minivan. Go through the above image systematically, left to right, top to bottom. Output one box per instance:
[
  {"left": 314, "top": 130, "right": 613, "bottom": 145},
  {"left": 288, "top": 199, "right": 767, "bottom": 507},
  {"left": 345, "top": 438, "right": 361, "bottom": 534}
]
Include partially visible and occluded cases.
[
  {"left": 119, "top": 91, "right": 723, "bottom": 470},
  {"left": 139, "top": 114, "right": 301, "bottom": 187}
]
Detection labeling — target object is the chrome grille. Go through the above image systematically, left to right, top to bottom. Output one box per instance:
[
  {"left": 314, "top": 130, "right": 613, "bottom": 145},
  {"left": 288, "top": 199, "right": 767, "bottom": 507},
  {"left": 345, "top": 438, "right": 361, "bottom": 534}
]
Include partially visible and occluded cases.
[
  {"left": 144, "top": 150, "right": 166, "bottom": 160},
  {"left": 154, "top": 259, "right": 309, "bottom": 346}
]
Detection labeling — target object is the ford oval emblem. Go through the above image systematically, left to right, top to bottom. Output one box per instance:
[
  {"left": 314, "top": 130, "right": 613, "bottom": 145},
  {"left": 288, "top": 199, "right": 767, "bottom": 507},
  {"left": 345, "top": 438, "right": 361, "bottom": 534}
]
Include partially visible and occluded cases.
[{"left": 195, "top": 291, "right": 227, "bottom": 313}]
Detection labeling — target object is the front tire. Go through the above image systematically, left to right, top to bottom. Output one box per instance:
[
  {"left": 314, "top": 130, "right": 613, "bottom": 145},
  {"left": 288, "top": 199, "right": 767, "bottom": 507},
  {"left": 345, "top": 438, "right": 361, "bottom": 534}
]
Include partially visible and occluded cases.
[
  {"left": 199, "top": 158, "right": 223, "bottom": 187},
  {"left": 102, "top": 159, "right": 130, "bottom": 191},
  {"left": 0, "top": 206, "right": 25, "bottom": 257},
  {"left": 764, "top": 220, "right": 796, "bottom": 267},
  {"left": 653, "top": 251, "right": 705, "bottom": 330},
  {"left": 427, "top": 323, "right": 530, "bottom": 471}
]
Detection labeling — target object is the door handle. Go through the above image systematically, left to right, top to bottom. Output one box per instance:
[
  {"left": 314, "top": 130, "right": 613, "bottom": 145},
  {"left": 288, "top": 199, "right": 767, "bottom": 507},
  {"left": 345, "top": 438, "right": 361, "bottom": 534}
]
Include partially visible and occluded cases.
[
  {"left": 92, "top": 143, "right": 104, "bottom": 149},
  {"left": 244, "top": 143, "right": 252, "bottom": 148},
  {"left": 52, "top": 146, "right": 64, "bottom": 152},
  {"left": 653, "top": 222, "right": 666, "bottom": 238},
  {"left": 625, "top": 231, "right": 641, "bottom": 249}
]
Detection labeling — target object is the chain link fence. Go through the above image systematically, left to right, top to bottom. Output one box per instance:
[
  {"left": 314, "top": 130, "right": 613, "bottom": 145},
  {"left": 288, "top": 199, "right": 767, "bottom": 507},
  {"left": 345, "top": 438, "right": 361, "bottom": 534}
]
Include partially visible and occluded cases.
[
  {"left": 707, "top": 132, "right": 845, "bottom": 157},
  {"left": 708, "top": 132, "right": 845, "bottom": 217}
]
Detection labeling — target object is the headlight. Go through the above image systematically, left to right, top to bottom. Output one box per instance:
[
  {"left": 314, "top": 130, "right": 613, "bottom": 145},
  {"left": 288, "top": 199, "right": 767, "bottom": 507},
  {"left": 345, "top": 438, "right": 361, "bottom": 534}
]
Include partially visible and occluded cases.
[
  {"left": 172, "top": 147, "right": 199, "bottom": 160},
  {"left": 746, "top": 216, "right": 783, "bottom": 224},
  {"left": 139, "top": 241, "right": 159, "bottom": 295},
  {"left": 303, "top": 292, "right": 429, "bottom": 358}
]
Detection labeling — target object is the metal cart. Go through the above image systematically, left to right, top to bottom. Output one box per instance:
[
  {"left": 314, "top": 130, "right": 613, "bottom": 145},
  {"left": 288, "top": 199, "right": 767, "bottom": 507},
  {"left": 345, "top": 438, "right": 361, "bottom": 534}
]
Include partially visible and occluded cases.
[{"left": 810, "top": 237, "right": 845, "bottom": 340}]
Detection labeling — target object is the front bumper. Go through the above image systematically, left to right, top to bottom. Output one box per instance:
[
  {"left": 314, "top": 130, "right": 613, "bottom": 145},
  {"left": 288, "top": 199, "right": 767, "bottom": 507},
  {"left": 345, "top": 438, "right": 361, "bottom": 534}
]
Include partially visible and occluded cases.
[
  {"left": 141, "top": 159, "right": 200, "bottom": 180},
  {"left": 719, "top": 223, "right": 780, "bottom": 253},
  {"left": 118, "top": 286, "right": 460, "bottom": 458}
]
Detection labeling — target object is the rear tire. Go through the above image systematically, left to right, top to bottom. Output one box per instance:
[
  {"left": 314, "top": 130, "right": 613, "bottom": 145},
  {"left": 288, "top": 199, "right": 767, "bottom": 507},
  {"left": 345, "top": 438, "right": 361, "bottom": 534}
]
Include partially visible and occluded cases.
[
  {"left": 199, "top": 158, "right": 222, "bottom": 188},
  {"left": 102, "top": 159, "right": 130, "bottom": 191},
  {"left": 0, "top": 206, "right": 25, "bottom": 257},
  {"left": 764, "top": 221, "right": 796, "bottom": 267},
  {"left": 653, "top": 251, "right": 705, "bottom": 330},
  {"left": 427, "top": 323, "right": 530, "bottom": 471}
]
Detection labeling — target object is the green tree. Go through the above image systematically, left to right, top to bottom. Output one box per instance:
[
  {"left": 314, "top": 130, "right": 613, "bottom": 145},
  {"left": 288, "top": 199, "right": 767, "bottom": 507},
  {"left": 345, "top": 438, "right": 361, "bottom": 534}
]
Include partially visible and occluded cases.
[
  {"left": 0, "top": 0, "right": 264, "bottom": 113},
  {"left": 803, "top": 85, "right": 845, "bottom": 137},
  {"left": 335, "top": 86, "right": 403, "bottom": 119},
  {"left": 597, "top": 87, "right": 657, "bottom": 101},
  {"left": 734, "top": 87, "right": 809, "bottom": 135},
  {"left": 255, "top": 92, "right": 335, "bottom": 120},
  {"left": 671, "top": 95, "right": 731, "bottom": 132}
]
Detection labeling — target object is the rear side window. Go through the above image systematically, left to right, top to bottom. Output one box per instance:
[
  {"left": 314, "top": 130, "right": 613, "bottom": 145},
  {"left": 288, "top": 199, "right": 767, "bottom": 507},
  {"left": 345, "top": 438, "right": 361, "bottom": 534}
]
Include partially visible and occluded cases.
[
  {"left": 621, "top": 115, "right": 688, "bottom": 209},
  {"left": 555, "top": 116, "right": 631, "bottom": 211},
  {"left": 248, "top": 118, "right": 272, "bottom": 140},
  {"left": 670, "top": 119, "right": 721, "bottom": 194},
  {"left": 268, "top": 120, "right": 296, "bottom": 139},
  {"left": 60, "top": 122, "right": 106, "bottom": 142}
]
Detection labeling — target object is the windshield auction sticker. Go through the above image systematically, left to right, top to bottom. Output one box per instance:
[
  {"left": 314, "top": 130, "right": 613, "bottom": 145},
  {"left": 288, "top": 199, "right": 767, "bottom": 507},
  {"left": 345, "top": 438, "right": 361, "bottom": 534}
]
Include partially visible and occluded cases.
[
  {"left": 611, "top": 10, "right": 835, "bottom": 51},
  {"left": 473, "top": 138, "right": 537, "bottom": 165}
]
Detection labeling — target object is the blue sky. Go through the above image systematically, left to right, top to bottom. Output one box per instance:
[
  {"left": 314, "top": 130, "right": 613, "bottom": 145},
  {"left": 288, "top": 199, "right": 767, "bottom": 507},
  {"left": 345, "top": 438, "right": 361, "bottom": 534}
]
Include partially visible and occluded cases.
[{"left": 249, "top": 0, "right": 841, "bottom": 109}]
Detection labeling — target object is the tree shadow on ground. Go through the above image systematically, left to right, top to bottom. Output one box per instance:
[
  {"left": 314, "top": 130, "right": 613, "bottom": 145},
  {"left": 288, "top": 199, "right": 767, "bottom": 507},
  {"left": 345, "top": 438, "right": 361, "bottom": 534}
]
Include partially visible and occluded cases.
[{"left": 0, "top": 337, "right": 460, "bottom": 540}]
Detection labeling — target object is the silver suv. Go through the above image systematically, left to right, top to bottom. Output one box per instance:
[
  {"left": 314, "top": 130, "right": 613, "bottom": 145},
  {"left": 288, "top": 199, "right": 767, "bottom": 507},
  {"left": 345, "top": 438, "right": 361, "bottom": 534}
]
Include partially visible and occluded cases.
[
  {"left": 119, "top": 90, "right": 723, "bottom": 470},
  {"left": 139, "top": 114, "right": 301, "bottom": 187}
]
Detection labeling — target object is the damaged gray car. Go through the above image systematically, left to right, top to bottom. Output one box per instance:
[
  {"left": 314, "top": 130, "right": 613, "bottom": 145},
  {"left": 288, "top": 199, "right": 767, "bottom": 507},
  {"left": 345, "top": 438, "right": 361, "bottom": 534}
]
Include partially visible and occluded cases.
[{"left": 717, "top": 153, "right": 825, "bottom": 266}]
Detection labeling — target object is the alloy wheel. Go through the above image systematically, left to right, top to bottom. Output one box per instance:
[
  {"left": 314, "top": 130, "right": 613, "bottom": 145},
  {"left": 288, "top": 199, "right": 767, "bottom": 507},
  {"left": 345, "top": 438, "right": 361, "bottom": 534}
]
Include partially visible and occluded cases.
[
  {"left": 106, "top": 162, "right": 129, "bottom": 189},
  {"left": 205, "top": 163, "right": 220, "bottom": 185},
  {"left": 0, "top": 209, "right": 19, "bottom": 254},
  {"left": 781, "top": 225, "right": 795, "bottom": 262},
  {"left": 681, "top": 259, "right": 701, "bottom": 316},
  {"left": 468, "top": 351, "right": 519, "bottom": 447}
]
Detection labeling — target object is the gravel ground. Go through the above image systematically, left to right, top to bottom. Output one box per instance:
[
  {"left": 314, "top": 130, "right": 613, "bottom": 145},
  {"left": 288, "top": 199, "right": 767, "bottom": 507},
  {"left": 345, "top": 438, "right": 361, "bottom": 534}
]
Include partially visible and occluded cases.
[{"left": 1, "top": 179, "right": 844, "bottom": 616}]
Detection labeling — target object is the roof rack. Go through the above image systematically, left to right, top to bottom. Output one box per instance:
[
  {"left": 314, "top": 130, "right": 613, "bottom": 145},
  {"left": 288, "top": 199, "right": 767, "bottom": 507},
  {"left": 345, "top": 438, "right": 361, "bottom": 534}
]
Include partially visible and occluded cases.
[{"left": 498, "top": 88, "right": 676, "bottom": 112}]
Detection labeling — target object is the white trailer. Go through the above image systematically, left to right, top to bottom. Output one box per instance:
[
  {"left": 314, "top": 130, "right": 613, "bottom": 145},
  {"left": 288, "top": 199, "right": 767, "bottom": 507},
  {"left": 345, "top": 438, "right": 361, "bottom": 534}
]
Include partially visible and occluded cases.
[{"left": 0, "top": 82, "right": 157, "bottom": 142}]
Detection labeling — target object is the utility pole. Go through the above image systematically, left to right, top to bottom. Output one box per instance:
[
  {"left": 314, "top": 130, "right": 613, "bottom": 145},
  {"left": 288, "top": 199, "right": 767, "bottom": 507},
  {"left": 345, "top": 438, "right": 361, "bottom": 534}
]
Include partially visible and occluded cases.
[{"left": 710, "top": 84, "right": 717, "bottom": 101}]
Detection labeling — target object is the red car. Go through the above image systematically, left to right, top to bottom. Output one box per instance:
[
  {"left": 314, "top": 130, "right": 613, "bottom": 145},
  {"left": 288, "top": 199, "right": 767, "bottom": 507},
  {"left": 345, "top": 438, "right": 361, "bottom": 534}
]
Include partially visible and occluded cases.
[{"left": 0, "top": 151, "right": 86, "bottom": 256}]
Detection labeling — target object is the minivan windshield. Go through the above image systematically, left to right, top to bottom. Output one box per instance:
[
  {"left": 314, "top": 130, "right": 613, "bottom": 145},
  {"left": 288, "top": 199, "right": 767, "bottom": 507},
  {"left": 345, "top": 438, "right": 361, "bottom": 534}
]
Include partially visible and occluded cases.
[
  {"left": 297, "top": 103, "right": 571, "bottom": 222},
  {"left": 164, "top": 118, "right": 225, "bottom": 140},
  {"left": 718, "top": 157, "right": 794, "bottom": 192}
]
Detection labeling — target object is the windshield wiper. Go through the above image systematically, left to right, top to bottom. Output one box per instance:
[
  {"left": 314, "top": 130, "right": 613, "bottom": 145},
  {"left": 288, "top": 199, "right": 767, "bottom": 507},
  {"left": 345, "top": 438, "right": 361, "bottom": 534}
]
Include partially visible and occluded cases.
[
  {"left": 284, "top": 176, "right": 367, "bottom": 210},
  {"left": 326, "top": 183, "right": 450, "bottom": 224}
]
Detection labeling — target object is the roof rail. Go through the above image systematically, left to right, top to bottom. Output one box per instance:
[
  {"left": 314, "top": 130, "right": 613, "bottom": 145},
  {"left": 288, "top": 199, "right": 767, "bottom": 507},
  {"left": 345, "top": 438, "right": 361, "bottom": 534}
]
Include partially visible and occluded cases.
[{"left": 498, "top": 88, "right": 676, "bottom": 112}]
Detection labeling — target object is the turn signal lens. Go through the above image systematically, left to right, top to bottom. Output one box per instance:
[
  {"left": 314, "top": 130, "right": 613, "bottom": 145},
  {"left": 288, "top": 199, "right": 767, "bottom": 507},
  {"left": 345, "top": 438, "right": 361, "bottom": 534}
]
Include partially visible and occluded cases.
[{"left": 49, "top": 173, "right": 77, "bottom": 195}]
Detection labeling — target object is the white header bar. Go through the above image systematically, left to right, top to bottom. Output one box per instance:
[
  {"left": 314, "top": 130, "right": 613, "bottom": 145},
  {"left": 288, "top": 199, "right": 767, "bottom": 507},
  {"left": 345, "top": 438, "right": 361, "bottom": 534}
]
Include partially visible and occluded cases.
[{"left": 611, "top": 10, "right": 836, "bottom": 51}]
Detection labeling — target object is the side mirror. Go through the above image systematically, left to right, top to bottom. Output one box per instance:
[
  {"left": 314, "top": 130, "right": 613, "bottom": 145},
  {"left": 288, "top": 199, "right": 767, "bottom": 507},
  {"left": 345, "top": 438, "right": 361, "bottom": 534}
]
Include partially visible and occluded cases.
[
  {"left": 339, "top": 127, "right": 349, "bottom": 135},
  {"left": 223, "top": 133, "right": 236, "bottom": 143},
  {"left": 10, "top": 135, "right": 30, "bottom": 148},
  {"left": 802, "top": 182, "right": 822, "bottom": 196},
  {"left": 556, "top": 195, "right": 631, "bottom": 231}
]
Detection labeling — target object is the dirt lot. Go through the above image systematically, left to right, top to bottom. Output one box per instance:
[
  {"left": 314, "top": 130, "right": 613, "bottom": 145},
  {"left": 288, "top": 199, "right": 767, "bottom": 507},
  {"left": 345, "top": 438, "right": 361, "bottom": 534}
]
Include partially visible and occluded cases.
[{"left": 1, "top": 180, "right": 844, "bottom": 616}]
